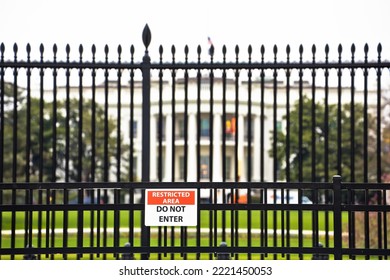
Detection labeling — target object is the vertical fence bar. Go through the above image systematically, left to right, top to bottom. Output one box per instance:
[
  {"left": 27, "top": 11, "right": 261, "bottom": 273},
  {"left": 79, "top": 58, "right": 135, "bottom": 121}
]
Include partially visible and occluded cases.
[
  {"left": 141, "top": 24, "right": 151, "bottom": 260},
  {"left": 11, "top": 43, "right": 18, "bottom": 260},
  {"left": 0, "top": 44, "right": 4, "bottom": 260},
  {"left": 25, "top": 44, "right": 32, "bottom": 251},
  {"left": 38, "top": 44, "right": 44, "bottom": 260},
  {"left": 50, "top": 44, "right": 58, "bottom": 260},
  {"left": 63, "top": 44, "right": 71, "bottom": 260},
  {"left": 90, "top": 44, "right": 97, "bottom": 260},
  {"left": 128, "top": 44, "right": 135, "bottom": 258},
  {"left": 349, "top": 44, "right": 356, "bottom": 259},
  {"left": 363, "top": 44, "right": 370, "bottom": 259},
  {"left": 363, "top": 44, "right": 369, "bottom": 182},
  {"left": 376, "top": 44, "right": 383, "bottom": 259},
  {"left": 376, "top": 44, "right": 382, "bottom": 183},
  {"left": 77, "top": 45, "right": 84, "bottom": 260},
  {"left": 103, "top": 45, "right": 110, "bottom": 260},
  {"left": 114, "top": 45, "right": 122, "bottom": 259},
  {"left": 157, "top": 45, "right": 164, "bottom": 260},
  {"left": 157, "top": 45, "right": 163, "bottom": 183},
  {"left": 170, "top": 45, "right": 176, "bottom": 260},
  {"left": 182, "top": 45, "right": 189, "bottom": 260},
  {"left": 196, "top": 45, "right": 202, "bottom": 260},
  {"left": 209, "top": 45, "right": 217, "bottom": 254},
  {"left": 221, "top": 45, "right": 227, "bottom": 244},
  {"left": 233, "top": 45, "right": 240, "bottom": 260},
  {"left": 247, "top": 45, "right": 253, "bottom": 260},
  {"left": 259, "top": 45, "right": 267, "bottom": 260},
  {"left": 272, "top": 45, "right": 278, "bottom": 260},
  {"left": 285, "top": 45, "right": 291, "bottom": 260},
  {"left": 298, "top": 45, "right": 304, "bottom": 260},
  {"left": 311, "top": 45, "right": 319, "bottom": 249},
  {"left": 324, "top": 45, "right": 330, "bottom": 248},
  {"left": 337, "top": 45, "right": 343, "bottom": 176},
  {"left": 210, "top": 54, "right": 217, "bottom": 249},
  {"left": 333, "top": 175, "right": 342, "bottom": 260}
]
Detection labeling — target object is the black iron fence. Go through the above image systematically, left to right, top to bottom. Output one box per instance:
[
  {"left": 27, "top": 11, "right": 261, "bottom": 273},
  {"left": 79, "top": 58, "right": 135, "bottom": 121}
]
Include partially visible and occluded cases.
[
  {"left": 0, "top": 24, "right": 390, "bottom": 260},
  {"left": 0, "top": 178, "right": 389, "bottom": 260}
]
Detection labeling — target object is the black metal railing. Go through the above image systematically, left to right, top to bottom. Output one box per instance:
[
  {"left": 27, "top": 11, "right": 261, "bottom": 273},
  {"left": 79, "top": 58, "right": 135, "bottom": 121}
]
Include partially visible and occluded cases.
[
  {"left": 0, "top": 24, "right": 390, "bottom": 260},
  {"left": 0, "top": 177, "right": 389, "bottom": 260}
]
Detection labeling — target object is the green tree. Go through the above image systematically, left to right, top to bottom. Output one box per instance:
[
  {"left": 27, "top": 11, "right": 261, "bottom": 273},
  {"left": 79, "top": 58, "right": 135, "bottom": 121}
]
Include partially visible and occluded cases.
[
  {"left": 2, "top": 91, "right": 129, "bottom": 184},
  {"left": 272, "top": 95, "right": 377, "bottom": 183}
]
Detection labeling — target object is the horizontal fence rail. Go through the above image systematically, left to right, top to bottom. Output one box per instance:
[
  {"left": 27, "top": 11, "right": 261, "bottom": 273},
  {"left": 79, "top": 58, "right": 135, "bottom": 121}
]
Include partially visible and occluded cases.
[
  {"left": 1, "top": 24, "right": 390, "bottom": 260},
  {"left": 0, "top": 178, "right": 389, "bottom": 260}
]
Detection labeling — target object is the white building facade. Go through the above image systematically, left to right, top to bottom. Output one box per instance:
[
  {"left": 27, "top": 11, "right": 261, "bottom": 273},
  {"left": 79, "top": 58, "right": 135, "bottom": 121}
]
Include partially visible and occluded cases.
[{"left": 42, "top": 73, "right": 382, "bottom": 185}]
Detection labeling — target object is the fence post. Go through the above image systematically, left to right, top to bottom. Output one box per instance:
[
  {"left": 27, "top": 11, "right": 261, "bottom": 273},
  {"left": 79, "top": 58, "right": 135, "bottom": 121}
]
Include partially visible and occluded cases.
[
  {"left": 141, "top": 24, "right": 152, "bottom": 260},
  {"left": 333, "top": 175, "right": 342, "bottom": 260}
]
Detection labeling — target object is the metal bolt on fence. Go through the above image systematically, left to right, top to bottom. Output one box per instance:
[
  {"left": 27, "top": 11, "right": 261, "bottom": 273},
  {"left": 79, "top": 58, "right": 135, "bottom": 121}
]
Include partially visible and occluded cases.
[
  {"left": 216, "top": 241, "right": 231, "bottom": 260},
  {"left": 121, "top": 243, "right": 136, "bottom": 260},
  {"left": 311, "top": 243, "right": 329, "bottom": 260},
  {"left": 23, "top": 245, "right": 37, "bottom": 260}
]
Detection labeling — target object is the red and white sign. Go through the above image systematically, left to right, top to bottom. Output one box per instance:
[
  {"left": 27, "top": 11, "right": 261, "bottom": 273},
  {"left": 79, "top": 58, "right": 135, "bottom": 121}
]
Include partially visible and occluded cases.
[{"left": 145, "top": 189, "right": 198, "bottom": 226}]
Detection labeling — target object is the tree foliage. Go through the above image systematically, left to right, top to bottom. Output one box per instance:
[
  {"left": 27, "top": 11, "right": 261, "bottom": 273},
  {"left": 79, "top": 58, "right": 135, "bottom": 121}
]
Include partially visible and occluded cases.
[
  {"left": 2, "top": 86, "right": 129, "bottom": 183},
  {"left": 273, "top": 95, "right": 377, "bottom": 183}
]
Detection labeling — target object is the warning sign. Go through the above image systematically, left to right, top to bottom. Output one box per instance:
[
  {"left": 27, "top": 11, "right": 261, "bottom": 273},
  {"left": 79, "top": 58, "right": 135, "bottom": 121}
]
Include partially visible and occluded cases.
[{"left": 145, "top": 189, "right": 197, "bottom": 226}]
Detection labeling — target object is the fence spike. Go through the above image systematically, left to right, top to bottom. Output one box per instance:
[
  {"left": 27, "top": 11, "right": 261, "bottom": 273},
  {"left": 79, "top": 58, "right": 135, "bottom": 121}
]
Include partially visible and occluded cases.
[
  {"left": 142, "top": 24, "right": 152, "bottom": 50},
  {"left": 13, "top": 43, "right": 18, "bottom": 54},
  {"left": 364, "top": 43, "right": 369, "bottom": 54},
  {"left": 377, "top": 43, "right": 382, "bottom": 54},
  {"left": 338, "top": 44, "right": 343, "bottom": 55},
  {"left": 130, "top": 45, "right": 134, "bottom": 56},
  {"left": 197, "top": 45, "right": 201, "bottom": 60},
  {"left": 248, "top": 45, "right": 252, "bottom": 57}
]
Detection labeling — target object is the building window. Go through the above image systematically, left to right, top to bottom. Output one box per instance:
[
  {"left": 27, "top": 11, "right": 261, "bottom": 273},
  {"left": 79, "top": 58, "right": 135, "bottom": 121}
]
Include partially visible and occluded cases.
[
  {"left": 225, "top": 115, "right": 236, "bottom": 140},
  {"left": 244, "top": 116, "right": 254, "bottom": 141},
  {"left": 156, "top": 117, "right": 165, "bottom": 141},
  {"left": 177, "top": 118, "right": 185, "bottom": 139},
  {"left": 200, "top": 118, "right": 210, "bottom": 138},
  {"left": 129, "top": 120, "right": 138, "bottom": 139},
  {"left": 276, "top": 121, "right": 282, "bottom": 132},
  {"left": 157, "top": 154, "right": 165, "bottom": 181},
  {"left": 130, "top": 156, "right": 138, "bottom": 181},
  {"left": 179, "top": 156, "right": 185, "bottom": 180},
  {"left": 200, "top": 156, "right": 209, "bottom": 179},
  {"left": 225, "top": 156, "right": 232, "bottom": 180}
]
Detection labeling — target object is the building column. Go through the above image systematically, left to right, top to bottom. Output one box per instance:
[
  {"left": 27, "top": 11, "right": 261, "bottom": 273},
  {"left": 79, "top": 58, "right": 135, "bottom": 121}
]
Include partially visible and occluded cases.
[
  {"left": 263, "top": 108, "right": 273, "bottom": 181},
  {"left": 187, "top": 113, "right": 197, "bottom": 182},
  {"left": 150, "top": 114, "right": 157, "bottom": 181},
  {"left": 164, "top": 114, "right": 172, "bottom": 182},
  {"left": 212, "top": 114, "right": 222, "bottom": 182},
  {"left": 238, "top": 114, "right": 246, "bottom": 181},
  {"left": 253, "top": 114, "right": 261, "bottom": 182}
]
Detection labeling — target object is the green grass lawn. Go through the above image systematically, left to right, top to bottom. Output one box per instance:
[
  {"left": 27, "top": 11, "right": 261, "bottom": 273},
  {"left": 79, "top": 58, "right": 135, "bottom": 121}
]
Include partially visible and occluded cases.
[
  {"left": 0, "top": 209, "right": 345, "bottom": 260},
  {"left": 1, "top": 209, "right": 336, "bottom": 231}
]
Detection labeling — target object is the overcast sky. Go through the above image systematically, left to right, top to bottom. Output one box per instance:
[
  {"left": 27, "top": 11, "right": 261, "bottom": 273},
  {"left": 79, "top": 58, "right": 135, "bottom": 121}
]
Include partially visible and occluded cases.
[{"left": 1, "top": 0, "right": 390, "bottom": 62}]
